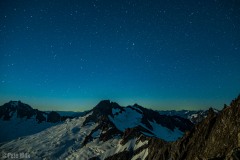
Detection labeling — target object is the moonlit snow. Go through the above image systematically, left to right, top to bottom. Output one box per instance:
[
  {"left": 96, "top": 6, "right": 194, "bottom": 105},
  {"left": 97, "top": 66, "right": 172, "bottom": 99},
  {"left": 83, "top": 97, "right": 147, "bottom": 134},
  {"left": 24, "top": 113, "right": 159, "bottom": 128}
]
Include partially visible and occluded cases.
[
  {"left": 109, "top": 106, "right": 183, "bottom": 141},
  {"left": 0, "top": 112, "right": 149, "bottom": 159}
]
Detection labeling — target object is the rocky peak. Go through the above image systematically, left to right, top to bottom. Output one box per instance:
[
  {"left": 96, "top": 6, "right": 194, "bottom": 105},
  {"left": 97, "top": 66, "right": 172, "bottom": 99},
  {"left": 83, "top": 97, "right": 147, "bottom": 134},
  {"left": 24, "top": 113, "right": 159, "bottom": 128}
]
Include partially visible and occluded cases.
[
  {"left": 230, "top": 94, "right": 240, "bottom": 108},
  {"left": 83, "top": 100, "right": 123, "bottom": 125},
  {"left": 92, "top": 100, "right": 123, "bottom": 116},
  {"left": 94, "top": 100, "right": 111, "bottom": 109},
  {"left": 207, "top": 107, "right": 216, "bottom": 118}
]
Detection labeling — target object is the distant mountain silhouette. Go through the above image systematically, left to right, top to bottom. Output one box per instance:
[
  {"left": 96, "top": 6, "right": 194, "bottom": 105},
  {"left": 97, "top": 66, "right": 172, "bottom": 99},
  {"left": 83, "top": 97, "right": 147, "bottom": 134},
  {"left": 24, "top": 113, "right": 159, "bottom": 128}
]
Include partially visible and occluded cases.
[{"left": 159, "top": 108, "right": 219, "bottom": 124}]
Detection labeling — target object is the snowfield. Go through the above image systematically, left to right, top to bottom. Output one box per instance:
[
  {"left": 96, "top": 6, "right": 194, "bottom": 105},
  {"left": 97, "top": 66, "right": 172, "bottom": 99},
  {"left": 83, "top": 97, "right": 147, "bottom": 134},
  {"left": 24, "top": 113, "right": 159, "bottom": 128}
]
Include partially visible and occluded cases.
[
  {"left": 109, "top": 106, "right": 183, "bottom": 141},
  {"left": 108, "top": 107, "right": 143, "bottom": 131},
  {"left": 0, "top": 112, "right": 150, "bottom": 160},
  {"left": 0, "top": 112, "right": 57, "bottom": 143},
  {"left": 148, "top": 120, "right": 183, "bottom": 141}
]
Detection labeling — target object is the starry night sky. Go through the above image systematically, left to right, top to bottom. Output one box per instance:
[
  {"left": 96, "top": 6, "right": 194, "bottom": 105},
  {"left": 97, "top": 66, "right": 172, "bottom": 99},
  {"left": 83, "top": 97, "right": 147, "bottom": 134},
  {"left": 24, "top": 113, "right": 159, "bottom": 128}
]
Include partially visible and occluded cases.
[{"left": 0, "top": 0, "right": 240, "bottom": 111}]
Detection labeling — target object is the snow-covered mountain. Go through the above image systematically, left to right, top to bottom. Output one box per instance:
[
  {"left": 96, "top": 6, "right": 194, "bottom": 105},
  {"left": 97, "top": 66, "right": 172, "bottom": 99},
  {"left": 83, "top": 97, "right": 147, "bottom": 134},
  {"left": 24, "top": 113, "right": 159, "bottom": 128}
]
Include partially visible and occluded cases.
[
  {"left": 1, "top": 96, "right": 239, "bottom": 160},
  {"left": 0, "top": 100, "right": 193, "bottom": 159},
  {"left": 0, "top": 101, "right": 75, "bottom": 143}
]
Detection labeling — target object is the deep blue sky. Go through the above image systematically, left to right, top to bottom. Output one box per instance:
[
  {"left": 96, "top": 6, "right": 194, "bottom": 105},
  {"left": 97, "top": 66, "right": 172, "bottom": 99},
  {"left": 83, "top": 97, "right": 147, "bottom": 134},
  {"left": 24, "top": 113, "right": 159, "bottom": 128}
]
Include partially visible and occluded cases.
[{"left": 0, "top": 0, "right": 239, "bottom": 111}]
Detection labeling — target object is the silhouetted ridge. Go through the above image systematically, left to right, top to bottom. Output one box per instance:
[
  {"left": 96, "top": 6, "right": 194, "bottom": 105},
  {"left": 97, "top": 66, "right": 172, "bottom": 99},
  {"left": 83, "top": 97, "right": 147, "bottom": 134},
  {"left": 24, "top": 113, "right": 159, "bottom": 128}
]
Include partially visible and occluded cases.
[{"left": 93, "top": 100, "right": 123, "bottom": 116}]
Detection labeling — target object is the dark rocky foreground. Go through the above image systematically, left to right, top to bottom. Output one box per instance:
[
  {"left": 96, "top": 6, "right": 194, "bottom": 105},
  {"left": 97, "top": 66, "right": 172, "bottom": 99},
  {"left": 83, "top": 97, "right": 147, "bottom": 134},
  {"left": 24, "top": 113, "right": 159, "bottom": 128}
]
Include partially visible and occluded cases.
[{"left": 157, "top": 95, "right": 240, "bottom": 160}]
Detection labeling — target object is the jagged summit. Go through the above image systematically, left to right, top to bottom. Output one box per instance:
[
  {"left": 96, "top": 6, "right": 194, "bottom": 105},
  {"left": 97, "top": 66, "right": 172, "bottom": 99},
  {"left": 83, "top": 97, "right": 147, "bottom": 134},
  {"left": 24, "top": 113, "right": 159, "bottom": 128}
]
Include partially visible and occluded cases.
[
  {"left": 83, "top": 100, "right": 194, "bottom": 143},
  {"left": 90, "top": 100, "right": 124, "bottom": 117}
]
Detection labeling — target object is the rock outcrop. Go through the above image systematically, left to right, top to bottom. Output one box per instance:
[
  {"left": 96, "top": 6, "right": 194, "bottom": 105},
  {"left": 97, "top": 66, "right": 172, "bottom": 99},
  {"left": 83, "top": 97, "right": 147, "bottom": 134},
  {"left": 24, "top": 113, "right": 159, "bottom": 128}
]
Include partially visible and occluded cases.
[{"left": 146, "top": 95, "right": 240, "bottom": 160}]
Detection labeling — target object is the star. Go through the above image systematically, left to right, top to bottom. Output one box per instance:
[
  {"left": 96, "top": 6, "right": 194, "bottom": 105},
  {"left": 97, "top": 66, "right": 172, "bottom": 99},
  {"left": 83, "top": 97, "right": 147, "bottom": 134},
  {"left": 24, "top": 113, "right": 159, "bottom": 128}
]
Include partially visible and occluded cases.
[{"left": 0, "top": 0, "right": 239, "bottom": 111}]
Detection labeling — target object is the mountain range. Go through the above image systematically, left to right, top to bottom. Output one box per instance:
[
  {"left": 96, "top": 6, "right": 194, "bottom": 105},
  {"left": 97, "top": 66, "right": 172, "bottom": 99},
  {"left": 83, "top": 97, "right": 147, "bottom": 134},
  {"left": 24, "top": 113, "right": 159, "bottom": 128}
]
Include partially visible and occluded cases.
[{"left": 0, "top": 96, "right": 239, "bottom": 159}]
